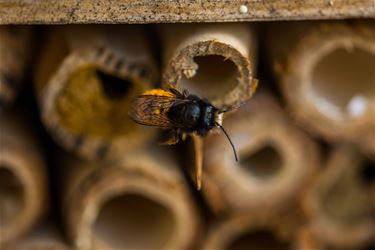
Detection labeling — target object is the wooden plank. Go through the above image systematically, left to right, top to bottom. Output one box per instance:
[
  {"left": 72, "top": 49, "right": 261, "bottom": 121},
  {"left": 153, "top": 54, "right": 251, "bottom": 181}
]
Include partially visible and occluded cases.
[{"left": 0, "top": 0, "right": 374, "bottom": 24}]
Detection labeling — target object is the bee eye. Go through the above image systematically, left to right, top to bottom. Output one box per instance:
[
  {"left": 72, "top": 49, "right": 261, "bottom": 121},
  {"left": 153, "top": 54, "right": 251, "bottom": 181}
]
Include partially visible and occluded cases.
[{"left": 184, "top": 104, "right": 200, "bottom": 126}]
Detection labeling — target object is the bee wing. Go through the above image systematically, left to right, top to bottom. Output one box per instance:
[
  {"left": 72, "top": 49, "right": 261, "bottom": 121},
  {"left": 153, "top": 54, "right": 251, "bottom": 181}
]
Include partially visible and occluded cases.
[{"left": 129, "top": 95, "right": 184, "bottom": 129}]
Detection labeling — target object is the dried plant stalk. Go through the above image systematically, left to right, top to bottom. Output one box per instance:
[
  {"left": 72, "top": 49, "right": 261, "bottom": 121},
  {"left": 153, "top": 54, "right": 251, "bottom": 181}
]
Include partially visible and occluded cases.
[
  {"left": 267, "top": 21, "right": 375, "bottom": 155},
  {"left": 160, "top": 23, "right": 258, "bottom": 110},
  {"left": 0, "top": 26, "right": 31, "bottom": 113},
  {"left": 34, "top": 26, "right": 158, "bottom": 160},
  {"left": 202, "top": 92, "right": 320, "bottom": 215},
  {"left": 0, "top": 112, "right": 48, "bottom": 246},
  {"left": 303, "top": 146, "right": 375, "bottom": 248},
  {"left": 58, "top": 147, "right": 200, "bottom": 250},
  {"left": 202, "top": 211, "right": 302, "bottom": 250},
  {"left": 7, "top": 222, "right": 70, "bottom": 250}
]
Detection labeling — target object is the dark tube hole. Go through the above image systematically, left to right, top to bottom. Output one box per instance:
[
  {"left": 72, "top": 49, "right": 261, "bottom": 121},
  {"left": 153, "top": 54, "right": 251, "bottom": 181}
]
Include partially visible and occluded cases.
[
  {"left": 181, "top": 55, "right": 238, "bottom": 100},
  {"left": 96, "top": 70, "right": 132, "bottom": 100},
  {"left": 240, "top": 146, "right": 283, "bottom": 179},
  {"left": 360, "top": 159, "right": 375, "bottom": 186},
  {"left": 94, "top": 193, "right": 176, "bottom": 250},
  {"left": 226, "top": 230, "right": 291, "bottom": 250}
]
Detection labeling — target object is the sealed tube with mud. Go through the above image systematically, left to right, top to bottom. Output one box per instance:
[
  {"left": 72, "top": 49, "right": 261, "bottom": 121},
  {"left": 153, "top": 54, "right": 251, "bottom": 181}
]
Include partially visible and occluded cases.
[{"left": 35, "top": 26, "right": 158, "bottom": 160}]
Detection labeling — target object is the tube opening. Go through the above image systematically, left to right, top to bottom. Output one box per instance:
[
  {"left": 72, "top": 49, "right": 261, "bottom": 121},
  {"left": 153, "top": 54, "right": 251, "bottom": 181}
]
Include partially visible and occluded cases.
[
  {"left": 311, "top": 47, "right": 375, "bottom": 117},
  {"left": 181, "top": 55, "right": 238, "bottom": 101},
  {"left": 57, "top": 66, "right": 142, "bottom": 138},
  {"left": 96, "top": 70, "right": 132, "bottom": 100},
  {"left": 240, "top": 145, "right": 283, "bottom": 179},
  {"left": 360, "top": 159, "right": 374, "bottom": 186},
  {"left": 0, "top": 166, "right": 25, "bottom": 227},
  {"left": 94, "top": 193, "right": 176, "bottom": 250},
  {"left": 226, "top": 230, "right": 291, "bottom": 250}
]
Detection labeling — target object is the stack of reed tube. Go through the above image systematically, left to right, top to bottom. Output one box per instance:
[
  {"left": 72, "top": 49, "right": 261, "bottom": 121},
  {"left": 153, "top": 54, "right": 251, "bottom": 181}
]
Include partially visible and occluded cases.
[
  {"left": 1, "top": 20, "right": 373, "bottom": 249},
  {"left": 266, "top": 20, "right": 375, "bottom": 155},
  {"left": 266, "top": 20, "right": 375, "bottom": 249},
  {"left": 34, "top": 25, "right": 201, "bottom": 249},
  {"left": 0, "top": 109, "right": 48, "bottom": 247},
  {"left": 57, "top": 147, "right": 200, "bottom": 249}
]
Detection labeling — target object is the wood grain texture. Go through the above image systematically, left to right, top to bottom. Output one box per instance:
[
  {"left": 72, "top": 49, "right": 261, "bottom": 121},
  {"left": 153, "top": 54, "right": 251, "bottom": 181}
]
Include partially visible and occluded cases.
[{"left": 0, "top": 0, "right": 374, "bottom": 24}]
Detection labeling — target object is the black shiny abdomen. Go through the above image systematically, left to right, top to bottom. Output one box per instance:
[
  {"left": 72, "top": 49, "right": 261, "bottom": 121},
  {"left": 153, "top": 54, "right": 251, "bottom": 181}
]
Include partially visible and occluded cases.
[{"left": 167, "top": 94, "right": 217, "bottom": 136}]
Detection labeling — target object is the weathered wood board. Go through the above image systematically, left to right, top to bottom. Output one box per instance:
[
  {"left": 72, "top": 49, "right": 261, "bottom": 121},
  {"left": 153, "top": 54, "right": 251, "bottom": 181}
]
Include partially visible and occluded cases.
[{"left": 0, "top": 0, "right": 374, "bottom": 24}]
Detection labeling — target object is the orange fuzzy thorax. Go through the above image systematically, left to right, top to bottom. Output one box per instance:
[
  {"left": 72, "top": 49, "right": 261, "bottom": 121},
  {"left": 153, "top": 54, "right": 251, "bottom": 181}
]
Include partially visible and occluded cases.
[{"left": 142, "top": 89, "right": 175, "bottom": 97}]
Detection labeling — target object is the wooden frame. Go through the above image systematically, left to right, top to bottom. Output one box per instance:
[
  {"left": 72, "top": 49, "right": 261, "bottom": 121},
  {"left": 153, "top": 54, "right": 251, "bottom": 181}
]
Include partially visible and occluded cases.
[{"left": 0, "top": 0, "right": 374, "bottom": 24}]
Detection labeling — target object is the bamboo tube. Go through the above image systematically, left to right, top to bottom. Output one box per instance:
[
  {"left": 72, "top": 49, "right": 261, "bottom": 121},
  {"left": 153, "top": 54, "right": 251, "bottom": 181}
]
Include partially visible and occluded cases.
[
  {"left": 267, "top": 21, "right": 375, "bottom": 155},
  {"left": 160, "top": 23, "right": 258, "bottom": 109},
  {"left": 0, "top": 26, "right": 31, "bottom": 113},
  {"left": 34, "top": 26, "right": 158, "bottom": 160},
  {"left": 202, "top": 92, "right": 320, "bottom": 214},
  {"left": 0, "top": 111, "right": 48, "bottom": 246},
  {"left": 303, "top": 146, "right": 375, "bottom": 249},
  {"left": 58, "top": 147, "right": 200, "bottom": 250},
  {"left": 202, "top": 211, "right": 302, "bottom": 250},
  {"left": 7, "top": 222, "right": 70, "bottom": 250}
]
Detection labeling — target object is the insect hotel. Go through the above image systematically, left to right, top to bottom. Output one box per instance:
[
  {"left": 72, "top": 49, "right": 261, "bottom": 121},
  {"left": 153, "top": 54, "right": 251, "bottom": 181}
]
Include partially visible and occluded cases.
[{"left": 0, "top": 1, "right": 374, "bottom": 249}]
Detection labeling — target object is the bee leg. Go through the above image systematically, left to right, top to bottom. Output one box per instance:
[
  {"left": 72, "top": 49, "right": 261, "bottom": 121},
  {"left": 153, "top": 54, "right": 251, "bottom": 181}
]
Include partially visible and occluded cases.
[
  {"left": 160, "top": 129, "right": 179, "bottom": 146},
  {"left": 192, "top": 134, "right": 203, "bottom": 190}
]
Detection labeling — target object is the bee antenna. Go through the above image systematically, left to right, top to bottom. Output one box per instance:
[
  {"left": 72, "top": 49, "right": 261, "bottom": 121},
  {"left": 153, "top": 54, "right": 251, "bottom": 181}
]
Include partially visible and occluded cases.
[
  {"left": 219, "top": 102, "right": 246, "bottom": 114},
  {"left": 215, "top": 123, "right": 238, "bottom": 162}
]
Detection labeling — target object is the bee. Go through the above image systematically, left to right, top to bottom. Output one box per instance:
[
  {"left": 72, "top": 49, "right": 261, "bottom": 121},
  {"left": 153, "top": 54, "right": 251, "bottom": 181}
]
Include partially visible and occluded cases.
[{"left": 129, "top": 88, "right": 246, "bottom": 161}]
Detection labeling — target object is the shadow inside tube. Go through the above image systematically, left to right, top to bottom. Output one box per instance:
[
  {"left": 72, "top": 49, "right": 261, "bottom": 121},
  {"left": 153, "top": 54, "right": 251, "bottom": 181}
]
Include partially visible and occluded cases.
[{"left": 93, "top": 193, "right": 176, "bottom": 250}]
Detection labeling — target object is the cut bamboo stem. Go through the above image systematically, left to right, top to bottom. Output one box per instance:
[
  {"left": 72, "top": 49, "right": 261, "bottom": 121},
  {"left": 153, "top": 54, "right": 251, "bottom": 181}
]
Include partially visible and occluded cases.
[
  {"left": 267, "top": 21, "right": 375, "bottom": 155},
  {"left": 160, "top": 23, "right": 258, "bottom": 110},
  {"left": 0, "top": 26, "right": 31, "bottom": 113},
  {"left": 35, "top": 26, "right": 158, "bottom": 160},
  {"left": 202, "top": 92, "right": 320, "bottom": 215},
  {"left": 0, "top": 112, "right": 48, "bottom": 246},
  {"left": 58, "top": 146, "right": 200, "bottom": 250},
  {"left": 303, "top": 146, "right": 375, "bottom": 248},
  {"left": 202, "top": 212, "right": 302, "bottom": 250},
  {"left": 7, "top": 222, "right": 70, "bottom": 250}
]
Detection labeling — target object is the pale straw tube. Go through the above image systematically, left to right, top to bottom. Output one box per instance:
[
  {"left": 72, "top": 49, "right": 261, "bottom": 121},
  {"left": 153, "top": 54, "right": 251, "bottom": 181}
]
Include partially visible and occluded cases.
[
  {"left": 267, "top": 21, "right": 375, "bottom": 155},
  {"left": 58, "top": 147, "right": 200, "bottom": 250}
]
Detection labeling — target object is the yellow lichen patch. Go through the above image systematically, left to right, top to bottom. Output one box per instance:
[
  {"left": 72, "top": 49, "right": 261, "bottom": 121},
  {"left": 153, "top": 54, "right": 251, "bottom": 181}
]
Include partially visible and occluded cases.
[
  {"left": 56, "top": 65, "right": 144, "bottom": 139},
  {"left": 142, "top": 89, "right": 175, "bottom": 97}
]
